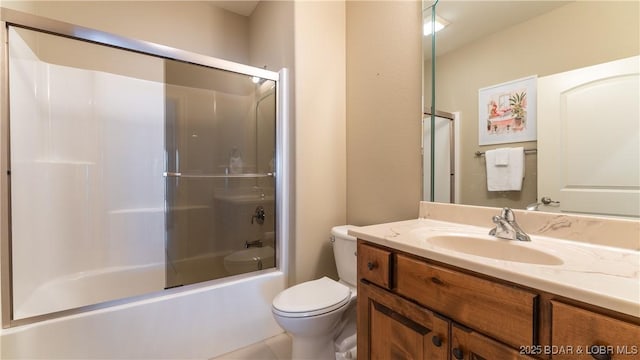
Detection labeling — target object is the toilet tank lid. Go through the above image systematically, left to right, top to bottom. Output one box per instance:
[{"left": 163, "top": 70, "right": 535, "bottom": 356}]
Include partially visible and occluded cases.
[{"left": 331, "top": 225, "right": 358, "bottom": 239}]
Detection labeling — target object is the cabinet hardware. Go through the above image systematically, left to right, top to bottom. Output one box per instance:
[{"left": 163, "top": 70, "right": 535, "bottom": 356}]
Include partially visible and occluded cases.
[
  {"left": 367, "top": 261, "right": 377, "bottom": 271},
  {"left": 431, "top": 276, "right": 443, "bottom": 285},
  {"left": 431, "top": 335, "right": 442, "bottom": 347},
  {"left": 589, "top": 345, "right": 612, "bottom": 360},
  {"left": 452, "top": 347, "right": 464, "bottom": 360}
]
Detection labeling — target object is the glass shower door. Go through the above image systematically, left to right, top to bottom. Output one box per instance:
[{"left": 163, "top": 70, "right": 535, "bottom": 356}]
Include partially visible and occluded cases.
[
  {"left": 6, "top": 22, "right": 279, "bottom": 322},
  {"left": 8, "top": 26, "right": 166, "bottom": 319},
  {"left": 164, "top": 60, "right": 277, "bottom": 288}
]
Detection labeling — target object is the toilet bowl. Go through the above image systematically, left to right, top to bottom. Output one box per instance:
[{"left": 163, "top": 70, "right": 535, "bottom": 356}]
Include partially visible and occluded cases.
[
  {"left": 271, "top": 225, "right": 358, "bottom": 360},
  {"left": 223, "top": 246, "right": 275, "bottom": 275}
]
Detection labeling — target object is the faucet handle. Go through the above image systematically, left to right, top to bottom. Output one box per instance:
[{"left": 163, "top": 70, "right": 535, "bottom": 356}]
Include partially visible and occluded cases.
[
  {"left": 501, "top": 207, "right": 515, "bottom": 222},
  {"left": 490, "top": 215, "right": 516, "bottom": 240},
  {"left": 489, "top": 216, "right": 501, "bottom": 236}
]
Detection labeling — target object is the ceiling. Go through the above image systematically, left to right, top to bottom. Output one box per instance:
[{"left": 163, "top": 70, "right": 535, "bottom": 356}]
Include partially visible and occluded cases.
[
  {"left": 210, "top": 0, "right": 260, "bottom": 17},
  {"left": 424, "top": 0, "right": 571, "bottom": 58}
]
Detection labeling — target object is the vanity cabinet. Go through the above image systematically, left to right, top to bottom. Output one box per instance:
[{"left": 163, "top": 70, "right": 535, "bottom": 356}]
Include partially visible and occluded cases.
[{"left": 357, "top": 240, "right": 640, "bottom": 360}]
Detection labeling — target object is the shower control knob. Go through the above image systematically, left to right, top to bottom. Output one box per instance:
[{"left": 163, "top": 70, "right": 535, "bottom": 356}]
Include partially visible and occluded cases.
[{"left": 251, "top": 206, "right": 266, "bottom": 225}]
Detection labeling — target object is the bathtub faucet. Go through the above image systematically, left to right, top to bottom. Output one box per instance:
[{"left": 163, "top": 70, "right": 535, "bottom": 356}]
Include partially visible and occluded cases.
[
  {"left": 489, "top": 207, "right": 531, "bottom": 242},
  {"left": 245, "top": 239, "right": 263, "bottom": 248}
]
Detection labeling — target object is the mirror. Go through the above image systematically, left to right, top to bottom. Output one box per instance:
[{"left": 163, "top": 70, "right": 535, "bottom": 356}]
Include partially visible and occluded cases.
[{"left": 423, "top": 0, "right": 639, "bottom": 216}]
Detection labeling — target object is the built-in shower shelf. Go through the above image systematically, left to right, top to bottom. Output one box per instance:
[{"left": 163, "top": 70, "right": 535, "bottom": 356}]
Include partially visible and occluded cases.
[
  {"left": 33, "top": 159, "right": 96, "bottom": 165},
  {"left": 163, "top": 172, "right": 274, "bottom": 179}
]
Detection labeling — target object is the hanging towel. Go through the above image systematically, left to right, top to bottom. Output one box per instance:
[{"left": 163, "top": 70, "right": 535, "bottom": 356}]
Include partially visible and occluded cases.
[
  {"left": 485, "top": 147, "right": 525, "bottom": 191},
  {"left": 493, "top": 148, "right": 510, "bottom": 166}
]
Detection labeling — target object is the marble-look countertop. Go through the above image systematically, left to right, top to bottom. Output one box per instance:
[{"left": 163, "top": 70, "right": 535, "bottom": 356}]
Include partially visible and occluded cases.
[{"left": 349, "top": 217, "right": 640, "bottom": 318}]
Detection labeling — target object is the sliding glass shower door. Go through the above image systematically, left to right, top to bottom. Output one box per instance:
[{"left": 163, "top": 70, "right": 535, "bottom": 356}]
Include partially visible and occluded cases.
[
  {"left": 6, "top": 24, "right": 277, "bottom": 321},
  {"left": 8, "top": 26, "right": 167, "bottom": 319},
  {"left": 163, "top": 60, "right": 277, "bottom": 288}
]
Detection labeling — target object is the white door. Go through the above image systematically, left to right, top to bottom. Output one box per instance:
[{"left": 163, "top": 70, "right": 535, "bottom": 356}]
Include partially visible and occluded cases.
[{"left": 537, "top": 56, "right": 640, "bottom": 217}]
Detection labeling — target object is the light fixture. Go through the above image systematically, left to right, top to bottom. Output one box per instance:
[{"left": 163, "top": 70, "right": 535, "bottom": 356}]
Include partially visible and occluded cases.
[{"left": 424, "top": 15, "right": 449, "bottom": 36}]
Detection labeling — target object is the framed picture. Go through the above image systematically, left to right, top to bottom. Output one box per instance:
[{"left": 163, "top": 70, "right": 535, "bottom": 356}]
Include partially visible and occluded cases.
[{"left": 478, "top": 75, "right": 537, "bottom": 145}]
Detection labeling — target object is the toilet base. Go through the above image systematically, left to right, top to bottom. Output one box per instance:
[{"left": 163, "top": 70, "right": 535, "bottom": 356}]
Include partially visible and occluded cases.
[{"left": 291, "top": 335, "right": 336, "bottom": 360}]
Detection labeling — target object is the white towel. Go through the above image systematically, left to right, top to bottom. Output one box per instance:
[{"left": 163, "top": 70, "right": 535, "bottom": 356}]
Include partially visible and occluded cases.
[
  {"left": 485, "top": 147, "right": 525, "bottom": 191},
  {"left": 493, "top": 148, "right": 510, "bottom": 166}
]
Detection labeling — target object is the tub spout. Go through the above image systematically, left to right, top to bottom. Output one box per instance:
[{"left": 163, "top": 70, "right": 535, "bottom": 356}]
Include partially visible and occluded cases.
[{"left": 245, "top": 239, "right": 263, "bottom": 248}]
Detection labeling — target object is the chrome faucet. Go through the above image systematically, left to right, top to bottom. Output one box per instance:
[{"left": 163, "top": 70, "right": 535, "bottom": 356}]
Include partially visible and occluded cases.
[{"left": 489, "top": 207, "right": 531, "bottom": 241}]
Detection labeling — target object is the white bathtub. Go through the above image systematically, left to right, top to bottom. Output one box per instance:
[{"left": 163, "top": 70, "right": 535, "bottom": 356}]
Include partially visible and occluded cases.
[
  {"left": 14, "top": 248, "right": 247, "bottom": 320},
  {"left": 13, "top": 263, "right": 165, "bottom": 320},
  {"left": 2, "top": 269, "right": 286, "bottom": 359}
]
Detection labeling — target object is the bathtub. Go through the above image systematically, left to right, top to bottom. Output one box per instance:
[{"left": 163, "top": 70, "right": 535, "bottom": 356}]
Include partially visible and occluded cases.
[
  {"left": 13, "top": 248, "right": 248, "bottom": 320},
  {"left": 13, "top": 263, "right": 165, "bottom": 320},
  {"left": 2, "top": 268, "right": 286, "bottom": 359}
]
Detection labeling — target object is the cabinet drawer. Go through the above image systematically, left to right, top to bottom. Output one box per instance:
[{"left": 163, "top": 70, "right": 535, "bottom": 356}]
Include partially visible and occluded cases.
[
  {"left": 357, "top": 242, "right": 393, "bottom": 289},
  {"left": 396, "top": 254, "right": 538, "bottom": 349},
  {"left": 551, "top": 301, "right": 640, "bottom": 359},
  {"left": 451, "top": 323, "right": 537, "bottom": 360}
]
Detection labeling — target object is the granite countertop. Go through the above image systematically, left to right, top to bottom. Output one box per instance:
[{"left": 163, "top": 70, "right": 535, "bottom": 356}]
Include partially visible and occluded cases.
[{"left": 349, "top": 216, "right": 640, "bottom": 318}]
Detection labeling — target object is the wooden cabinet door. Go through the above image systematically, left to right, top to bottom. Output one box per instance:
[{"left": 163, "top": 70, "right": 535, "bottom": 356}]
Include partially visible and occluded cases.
[
  {"left": 358, "top": 281, "right": 449, "bottom": 360},
  {"left": 551, "top": 301, "right": 640, "bottom": 360},
  {"left": 451, "top": 323, "right": 537, "bottom": 360}
]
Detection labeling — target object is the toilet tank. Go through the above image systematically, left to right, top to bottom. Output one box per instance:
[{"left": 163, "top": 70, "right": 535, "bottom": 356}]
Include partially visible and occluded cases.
[{"left": 331, "top": 225, "right": 358, "bottom": 287}]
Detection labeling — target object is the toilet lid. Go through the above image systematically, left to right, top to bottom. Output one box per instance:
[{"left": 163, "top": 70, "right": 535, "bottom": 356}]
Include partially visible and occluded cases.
[{"left": 272, "top": 277, "right": 351, "bottom": 317}]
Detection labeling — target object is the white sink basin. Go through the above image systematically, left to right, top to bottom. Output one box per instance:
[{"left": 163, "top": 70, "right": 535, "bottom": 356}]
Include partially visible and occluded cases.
[{"left": 426, "top": 235, "right": 564, "bottom": 265}]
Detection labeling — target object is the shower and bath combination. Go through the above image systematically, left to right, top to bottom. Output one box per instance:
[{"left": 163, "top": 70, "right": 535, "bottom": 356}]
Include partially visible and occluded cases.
[{"left": 0, "top": 9, "right": 287, "bottom": 327}]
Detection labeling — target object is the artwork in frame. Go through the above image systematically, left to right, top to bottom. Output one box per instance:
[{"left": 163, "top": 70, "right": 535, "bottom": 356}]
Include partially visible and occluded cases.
[{"left": 478, "top": 75, "right": 537, "bottom": 145}]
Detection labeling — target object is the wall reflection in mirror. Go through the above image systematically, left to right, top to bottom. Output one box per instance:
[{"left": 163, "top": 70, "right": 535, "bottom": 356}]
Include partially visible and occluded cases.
[
  {"left": 423, "top": 0, "right": 639, "bottom": 218},
  {"left": 8, "top": 25, "right": 277, "bottom": 321}
]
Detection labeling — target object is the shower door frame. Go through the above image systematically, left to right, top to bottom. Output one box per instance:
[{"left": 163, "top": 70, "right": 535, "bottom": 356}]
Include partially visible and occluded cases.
[{"left": 0, "top": 8, "right": 291, "bottom": 328}]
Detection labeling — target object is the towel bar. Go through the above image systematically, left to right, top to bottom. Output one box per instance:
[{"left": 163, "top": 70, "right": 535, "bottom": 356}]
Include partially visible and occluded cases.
[{"left": 475, "top": 148, "right": 537, "bottom": 157}]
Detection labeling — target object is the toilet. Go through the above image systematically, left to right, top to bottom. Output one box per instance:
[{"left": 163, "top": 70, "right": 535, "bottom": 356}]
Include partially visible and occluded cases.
[{"left": 272, "top": 225, "right": 358, "bottom": 360}]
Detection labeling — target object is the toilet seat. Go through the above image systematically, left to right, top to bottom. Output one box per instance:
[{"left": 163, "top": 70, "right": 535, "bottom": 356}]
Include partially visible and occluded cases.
[{"left": 272, "top": 277, "right": 351, "bottom": 318}]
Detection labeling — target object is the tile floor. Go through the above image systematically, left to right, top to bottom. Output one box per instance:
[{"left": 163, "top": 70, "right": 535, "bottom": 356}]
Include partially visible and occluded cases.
[{"left": 211, "top": 333, "right": 292, "bottom": 360}]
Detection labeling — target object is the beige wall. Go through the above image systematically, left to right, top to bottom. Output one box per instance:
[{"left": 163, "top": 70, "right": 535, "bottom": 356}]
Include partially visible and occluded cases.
[
  {"left": 249, "top": 0, "right": 294, "bottom": 73},
  {"left": 346, "top": 0, "right": 423, "bottom": 225},
  {"left": 1, "top": 1, "right": 250, "bottom": 63},
  {"left": 292, "top": 1, "right": 346, "bottom": 283},
  {"left": 427, "top": 1, "right": 640, "bottom": 209}
]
